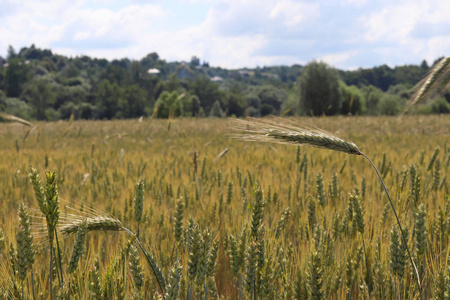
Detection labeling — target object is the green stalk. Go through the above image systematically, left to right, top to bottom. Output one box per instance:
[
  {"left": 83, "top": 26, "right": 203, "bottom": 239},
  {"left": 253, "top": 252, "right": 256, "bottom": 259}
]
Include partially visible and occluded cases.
[
  {"left": 361, "top": 153, "right": 421, "bottom": 290},
  {"left": 123, "top": 227, "right": 165, "bottom": 295},
  {"left": 55, "top": 231, "right": 64, "bottom": 285},
  {"left": 361, "top": 237, "right": 371, "bottom": 297},
  {"left": 52, "top": 245, "right": 62, "bottom": 288},
  {"left": 49, "top": 246, "right": 53, "bottom": 300},
  {"left": 31, "top": 272, "right": 36, "bottom": 300}
]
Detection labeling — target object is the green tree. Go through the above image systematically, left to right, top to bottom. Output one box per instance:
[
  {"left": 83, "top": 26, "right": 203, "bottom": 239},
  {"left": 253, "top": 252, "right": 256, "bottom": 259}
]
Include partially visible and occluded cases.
[
  {"left": 6, "top": 45, "right": 17, "bottom": 60},
  {"left": 190, "top": 56, "right": 200, "bottom": 67},
  {"left": 5, "top": 58, "right": 28, "bottom": 97},
  {"left": 298, "top": 61, "right": 341, "bottom": 116},
  {"left": 0, "top": 65, "right": 5, "bottom": 91},
  {"left": 188, "top": 76, "right": 222, "bottom": 113},
  {"left": 21, "top": 78, "right": 56, "bottom": 120},
  {"left": 95, "top": 79, "right": 124, "bottom": 119},
  {"left": 340, "top": 82, "right": 365, "bottom": 115},
  {"left": 387, "top": 84, "right": 412, "bottom": 99},
  {"left": 124, "top": 85, "right": 148, "bottom": 118},
  {"left": 224, "top": 85, "right": 246, "bottom": 117},
  {"left": 257, "top": 85, "right": 287, "bottom": 114},
  {"left": 361, "top": 85, "right": 383, "bottom": 115},
  {"left": 0, "top": 90, "right": 6, "bottom": 111},
  {"left": 153, "top": 91, "right": 183, "bottom": 118},
  {"left": 378, "top": 94, "right": 403, "bottom": 115},
  {"left": 182, "top": 95, "right": 201, "bottom": 117},
  {"left": 190, "top": 95, "right": 201, "bottom": 117},
  {"left": 4, "top": 97, "right": 31, "bottom": 119},
  {"left": 419, "top": 97, "right": 450, "bottom": 114},
  {"left": 209, "top": 100, "right": 224, "bottom": 117}
]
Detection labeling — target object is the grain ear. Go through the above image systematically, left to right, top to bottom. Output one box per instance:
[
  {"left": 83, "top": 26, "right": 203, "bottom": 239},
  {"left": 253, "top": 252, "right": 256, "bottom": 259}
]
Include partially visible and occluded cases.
[{"left": 231, "top": 117, "right": 361, "bottom": 155}]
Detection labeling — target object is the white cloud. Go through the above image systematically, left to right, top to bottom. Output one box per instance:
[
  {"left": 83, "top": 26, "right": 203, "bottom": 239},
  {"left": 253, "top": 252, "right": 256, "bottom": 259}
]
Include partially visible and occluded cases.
[
  {"left": 0, "top": 0, "right": 449, "bottom": 69},
  {"left": 269, "top": 0, "right": 320, "bottom": 27},
  {"left": 341, "top": 0, "right": 368, "bottom": 7},
  {"left": 363, "top": 3, "right": 424, "bottom": 42},
  {"left": 73, "top": 31, "right": 92, "bottom": 41},
  {"left": 425, "top": 37, "right": 450, "bottom": 64},
  {"left": 320, "top": 50, "right": 360, "bottom": 66}
]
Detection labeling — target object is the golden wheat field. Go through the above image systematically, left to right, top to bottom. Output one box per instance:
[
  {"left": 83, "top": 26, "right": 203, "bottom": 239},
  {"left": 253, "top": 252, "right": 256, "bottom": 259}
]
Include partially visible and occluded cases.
[{"left": 0, "top": 115, "right": 449, "bottom": 299}]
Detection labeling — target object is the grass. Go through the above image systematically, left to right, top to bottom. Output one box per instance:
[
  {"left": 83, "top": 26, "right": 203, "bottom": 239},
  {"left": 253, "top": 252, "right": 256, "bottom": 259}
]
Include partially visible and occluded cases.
[{"left": 0, "top": 115, "right": 449, "bottom": 299}]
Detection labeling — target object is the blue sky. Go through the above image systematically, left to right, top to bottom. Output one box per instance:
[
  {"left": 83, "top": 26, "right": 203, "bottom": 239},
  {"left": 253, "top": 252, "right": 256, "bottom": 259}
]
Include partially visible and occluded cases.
[{"left": 1, "top": 0, "right": 449, "bottom": 69}]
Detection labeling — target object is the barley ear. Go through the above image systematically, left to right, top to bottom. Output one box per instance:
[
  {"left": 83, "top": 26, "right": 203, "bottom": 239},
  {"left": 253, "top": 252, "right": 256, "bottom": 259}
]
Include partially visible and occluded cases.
[
  {"left": 402, "top": 56, "right": 450, "bottom": 114},
  {"left": 0, "top": 112, "right": 33, "bottom": 126},
  {"left": 231, "top": 117, "right": 362, "bottom": 155},
  {"left": 427, "top": 146, "right": 440, "bottom": 172},
  {"left": 28, "top": 167, "right": 46, "bottom": 215},
  {"left": 44, "top": 171, "right": 60, "bottom": 245},
  {"left": 133, "top": 179, "right": 144, "bottom": 226},
  {"left": 250, "top": 187, "right": 265, "bottom": 239},
  {"left": 351, "top": 194, "right": 365, "bottom": 235},
  {"left": 173, "top": 198, "right": 184, "bottom": 244},
  {"left": 16, "top": 202, "right": 35, "bottom": 282},
  {"left": 414, "top": 204, "right": 427, "bottom": 261},
  {"left": 60, "top": 217, "right": 124, "bottom": 235},
  {"left": 67, "top": 220, "right": 87, "bottom": 274},
  {"left": 389, "top": 226, "right": 402, "bottom": 280},
  {"left": 228, "top": 234, "right": 240, "bottom": 278},
  {"left": 133, "top": 238, "right": 166, "bottom": 294},
  {"left": 244, "top": 242, "right": 257, "bottom": 295},
  {"left": 129, "top": 245, "right": 144, "bottom": 294},
  {"left": 307, "top": 249, "right": 323, "bottom": 300},
  {"left": 88, "top": 257, "right": 103, "bottom": 300},
  {"left": 165, "top": 260, "right": 183, "bottom": 300}
]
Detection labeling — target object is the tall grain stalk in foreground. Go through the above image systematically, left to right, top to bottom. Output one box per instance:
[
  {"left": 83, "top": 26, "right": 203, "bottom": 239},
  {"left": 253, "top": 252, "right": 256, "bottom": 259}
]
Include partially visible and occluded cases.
[
  {"left": 402, "top": 56, "right": 450, "bottom": 115},
  {"left": 231, "top": 117, "right": 421, "bottom": 290},
  {"left": 29, "top": 168, "right": 62, "bottom": 300}
]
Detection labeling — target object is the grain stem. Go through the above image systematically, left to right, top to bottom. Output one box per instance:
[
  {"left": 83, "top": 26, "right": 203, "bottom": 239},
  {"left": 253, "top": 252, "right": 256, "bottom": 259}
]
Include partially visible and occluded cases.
[{"left": 360, "top": 152, "right": 421, "bottom": 291}]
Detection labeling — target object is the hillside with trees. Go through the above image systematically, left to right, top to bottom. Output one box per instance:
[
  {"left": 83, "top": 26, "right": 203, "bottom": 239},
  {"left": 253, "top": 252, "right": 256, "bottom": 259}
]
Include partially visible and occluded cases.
[{"left": 0, "top": 44, "right": 448, "bottom": 121}]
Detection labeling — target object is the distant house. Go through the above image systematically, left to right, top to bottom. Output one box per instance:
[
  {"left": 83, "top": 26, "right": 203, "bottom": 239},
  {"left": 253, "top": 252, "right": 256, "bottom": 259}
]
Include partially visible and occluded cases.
[
  {"left": 147, "top": 68, "right": 160, "bottom": 74},
  {"left": 238, "top": 70, "right": 254, "bottom": 77},
  {"left": 210, "top": 76, "right": 223, "bottom": 82}
]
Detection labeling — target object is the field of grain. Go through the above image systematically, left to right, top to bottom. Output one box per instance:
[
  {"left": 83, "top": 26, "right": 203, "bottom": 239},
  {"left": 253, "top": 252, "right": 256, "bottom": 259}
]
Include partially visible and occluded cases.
[{"left": 0, "top": 115, "right": 449, "bottom": 299}]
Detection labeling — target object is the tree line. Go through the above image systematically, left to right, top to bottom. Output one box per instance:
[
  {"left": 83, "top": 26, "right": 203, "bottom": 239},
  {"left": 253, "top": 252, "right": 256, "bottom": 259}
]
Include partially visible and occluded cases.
[{"left": 0, "top": 44, "right": 448, "bottom": 121}]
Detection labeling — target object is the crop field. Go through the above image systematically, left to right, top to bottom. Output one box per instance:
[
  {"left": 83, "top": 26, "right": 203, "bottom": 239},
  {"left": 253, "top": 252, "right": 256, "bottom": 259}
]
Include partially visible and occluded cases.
[{"left": 0, "top": 115, "right": 449, "bottom": 299}]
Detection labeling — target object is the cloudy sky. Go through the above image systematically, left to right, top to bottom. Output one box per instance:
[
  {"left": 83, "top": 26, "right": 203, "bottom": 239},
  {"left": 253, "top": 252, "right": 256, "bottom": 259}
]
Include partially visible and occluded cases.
[{"left": 1, "top": 0, "right": 449, "bottom": 69}]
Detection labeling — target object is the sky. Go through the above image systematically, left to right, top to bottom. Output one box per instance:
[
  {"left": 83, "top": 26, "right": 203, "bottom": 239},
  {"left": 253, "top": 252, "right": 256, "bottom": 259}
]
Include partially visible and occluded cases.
[{"left": 0, "top": 0, "right": 449, "bottom": 70}]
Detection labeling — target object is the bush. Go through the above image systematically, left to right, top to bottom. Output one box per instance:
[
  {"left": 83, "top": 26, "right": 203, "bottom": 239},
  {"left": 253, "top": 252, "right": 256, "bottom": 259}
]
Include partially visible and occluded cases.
[
  {"left": 340, "top": 82, "right": 365, "bottom": 115},
  {"left": 153, "top": 91, "right": 183, "bottom": 118},
  {"left": 378, "top": 94, "right": 404, "bottom": 115},
  {"left": 4, "top": 97, "right": 31, "bottom": 119},
  {"left": 419, "top": 98, "right": 450, "bottom": 114},
  {"left": 209, "top": 100, "right": 224, "bottom": 117},
  {"left": 260, "top": 103, "right": 275, "bottom": 116}
]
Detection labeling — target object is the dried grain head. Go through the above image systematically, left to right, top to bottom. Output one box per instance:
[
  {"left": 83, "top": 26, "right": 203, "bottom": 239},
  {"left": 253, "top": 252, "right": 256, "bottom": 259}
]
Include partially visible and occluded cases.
[
  {"left": 402, "top": 56, "right": 450, "bottom": 114},
  {"left": 231, "top": 117, "right": 361, "bottom": 155},
  {"left": 60, "top": 216, "right": 124, "bottom": 235}
]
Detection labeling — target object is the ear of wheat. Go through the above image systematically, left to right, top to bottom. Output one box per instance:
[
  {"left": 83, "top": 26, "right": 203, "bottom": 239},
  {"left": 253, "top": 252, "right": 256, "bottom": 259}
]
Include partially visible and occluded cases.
[
  {"left": 402, "top": 56, "right": 450, "bottom": 115},
  {"left": 0, "top": 112, "right": 33, "bottom": 126},
  {"left": 231, "top": 117, "right": 361, "bottom": 155},
  {"left": 60, "top": 217, "right": 124, "bottom": 235}
]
